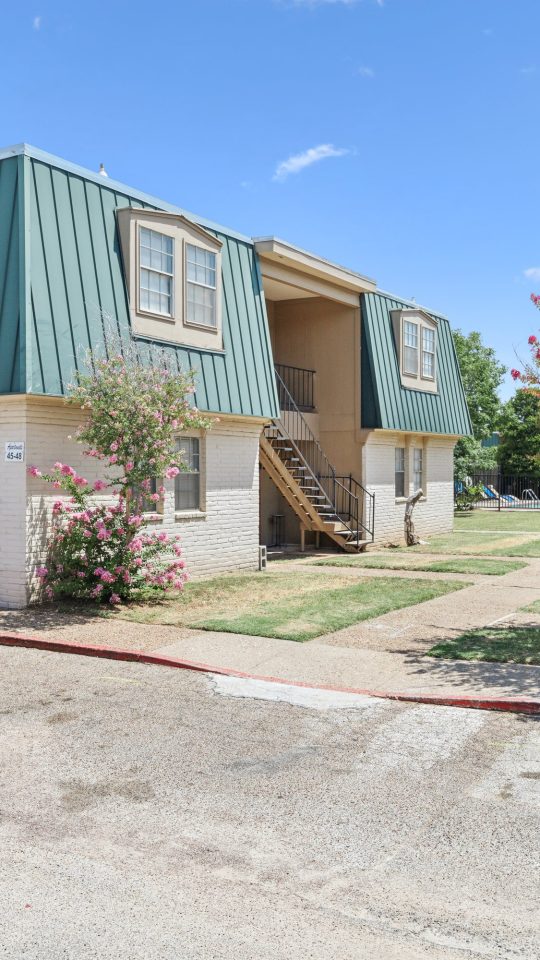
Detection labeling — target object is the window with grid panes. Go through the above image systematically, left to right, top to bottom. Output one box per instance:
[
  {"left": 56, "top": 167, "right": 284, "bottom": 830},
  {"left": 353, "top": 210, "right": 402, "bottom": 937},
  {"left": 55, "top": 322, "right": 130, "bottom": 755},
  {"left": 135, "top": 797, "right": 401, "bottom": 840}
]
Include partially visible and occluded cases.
[
  {"left": 139, "top": 227, "right": 174, "bottom": 316},
  {"left": 186, "top": 244, "right": 217, "bottom": 328},
  {"left": 403, "top": 321, "right": 419, "bottom": 375},
  {"left": 422, "top": 327, "right": 436, "bottom": 378},
  {"left": 175, "top": 437, "right": 201, "bottom": 511},
  {"left": 395, "top": 447, "right": 405, "bottom": 498},
  {"left": 413, "top": 448, "right": 423, "bottom": 492}
]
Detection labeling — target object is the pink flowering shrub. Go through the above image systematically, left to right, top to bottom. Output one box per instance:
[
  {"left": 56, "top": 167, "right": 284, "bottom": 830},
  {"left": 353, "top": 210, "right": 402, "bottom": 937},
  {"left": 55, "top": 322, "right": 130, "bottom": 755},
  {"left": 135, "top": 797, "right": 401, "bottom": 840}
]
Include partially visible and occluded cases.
[
  {"left": 511, "top": 295, "right": 540, "bottom": 392},
  {"left": 28, "top": 344, "right": 212, "bottom": 604},
  {"left": 67, "top": 351, "right": 211, "bottom": 503},
  {"left": 30, "top": 465, "right": 187, "bottom": 604}
]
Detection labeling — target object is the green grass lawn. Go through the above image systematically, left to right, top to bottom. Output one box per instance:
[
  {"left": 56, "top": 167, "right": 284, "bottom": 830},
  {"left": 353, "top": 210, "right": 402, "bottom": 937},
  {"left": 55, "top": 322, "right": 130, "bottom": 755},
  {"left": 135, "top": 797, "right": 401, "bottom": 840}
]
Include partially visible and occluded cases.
[
  {"left": 454, "top": 510, "right": 540, "bottom": 533},
  {"left": 397, "top": 531, "right": 540, "bottom": 557},
  {"left": 311, "top": 556, "right": 527, "bottom": 576},
  {"left": 112, "top": 571, "right": 468, "bottom": 642},
  {"left": 522, "top": 599, "right": 540, "bottom": 614},
  {"left": 427, "top": 627, "right": 540, "bottom": 665}
]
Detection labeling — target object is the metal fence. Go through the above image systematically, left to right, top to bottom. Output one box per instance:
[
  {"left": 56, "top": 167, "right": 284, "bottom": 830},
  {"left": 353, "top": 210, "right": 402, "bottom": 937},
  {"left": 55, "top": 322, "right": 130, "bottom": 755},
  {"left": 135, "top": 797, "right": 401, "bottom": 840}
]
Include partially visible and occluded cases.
[{"left": 456, "top": 473, "right": 540, "bottom": 509}]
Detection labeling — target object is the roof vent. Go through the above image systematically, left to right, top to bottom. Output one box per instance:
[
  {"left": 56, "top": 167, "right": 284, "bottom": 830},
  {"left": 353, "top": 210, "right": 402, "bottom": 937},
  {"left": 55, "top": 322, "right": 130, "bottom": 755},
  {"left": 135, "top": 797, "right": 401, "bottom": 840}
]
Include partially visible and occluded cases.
[{"left": 98, "top": 163, "right": 108, "bottom": 177}]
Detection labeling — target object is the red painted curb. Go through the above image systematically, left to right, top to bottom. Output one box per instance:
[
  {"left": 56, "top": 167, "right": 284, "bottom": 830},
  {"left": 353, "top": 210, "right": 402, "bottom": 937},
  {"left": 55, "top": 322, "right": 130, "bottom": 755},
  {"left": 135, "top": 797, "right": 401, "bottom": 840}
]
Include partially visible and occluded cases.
[{"left": 1, "top": 631, "right": 539, "bottom": 715}]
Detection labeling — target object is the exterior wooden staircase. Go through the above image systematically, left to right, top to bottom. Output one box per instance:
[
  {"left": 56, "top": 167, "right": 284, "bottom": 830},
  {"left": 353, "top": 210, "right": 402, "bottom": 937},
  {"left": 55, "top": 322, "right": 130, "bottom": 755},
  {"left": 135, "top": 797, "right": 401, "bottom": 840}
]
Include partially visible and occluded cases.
[{"left": 261, "top": 369, "right": 375, "bottom": 553}]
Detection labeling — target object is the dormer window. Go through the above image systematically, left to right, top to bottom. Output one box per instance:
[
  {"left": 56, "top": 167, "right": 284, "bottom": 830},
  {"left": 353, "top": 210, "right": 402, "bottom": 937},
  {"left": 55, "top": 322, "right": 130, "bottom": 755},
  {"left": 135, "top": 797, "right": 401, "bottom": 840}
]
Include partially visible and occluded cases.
[
  {"left": 117, "top": 207, "right": 223, "bottom": 350},
  {"left": 139, "top": 228, "right": 174, "bottom": 317},
  {"left": 186, "top": 244, "right": 217, "bottom": 328},
  {"left": 391, "top": 309, "right": 438, "bottom": 394},
  {"left": 403, "top": 320, "right": 419, "bottom": 375},
  {"left": 422, "top": 327, "right": 436, "bottom": 379}
]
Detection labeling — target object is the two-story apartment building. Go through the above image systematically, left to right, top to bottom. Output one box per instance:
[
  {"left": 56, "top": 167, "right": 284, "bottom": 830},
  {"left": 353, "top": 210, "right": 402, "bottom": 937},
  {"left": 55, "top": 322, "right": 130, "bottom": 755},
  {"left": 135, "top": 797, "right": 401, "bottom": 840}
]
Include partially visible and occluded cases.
[
  {"left": 0, "top": 144, "right": 471, "bottom": 608},
  {"left": 256, "top": 238, "right": 471, "bottom": 552}
]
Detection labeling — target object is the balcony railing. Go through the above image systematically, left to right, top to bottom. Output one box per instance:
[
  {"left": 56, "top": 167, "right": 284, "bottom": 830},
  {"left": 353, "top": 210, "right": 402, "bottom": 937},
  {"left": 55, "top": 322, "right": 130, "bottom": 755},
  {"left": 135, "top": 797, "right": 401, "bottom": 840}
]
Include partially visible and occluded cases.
[{"left": 275, "top": 363, "right": 315, "bottom": 412}]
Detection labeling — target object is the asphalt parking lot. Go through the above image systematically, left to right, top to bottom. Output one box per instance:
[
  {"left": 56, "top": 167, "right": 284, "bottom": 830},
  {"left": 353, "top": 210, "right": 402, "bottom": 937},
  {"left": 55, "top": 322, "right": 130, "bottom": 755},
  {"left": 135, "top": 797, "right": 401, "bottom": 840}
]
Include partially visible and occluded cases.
[{"left": 1, "top": 647, "right": 539, "bottom": 960}]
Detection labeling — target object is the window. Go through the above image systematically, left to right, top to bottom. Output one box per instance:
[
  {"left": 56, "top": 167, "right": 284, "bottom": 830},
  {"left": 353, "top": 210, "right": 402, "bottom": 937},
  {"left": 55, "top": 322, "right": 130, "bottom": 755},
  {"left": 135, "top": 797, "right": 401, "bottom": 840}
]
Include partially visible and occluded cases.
[
  {"left": 117, "top": 208, "right": 223, "bottom": 348},
  {"left": 139, "top": 227, "right": 174, "bottom": 316},
  {"left": 186, "top": 244, "right": 217, "bottom": 328},
  {"left": 392, "top": 310, "right": 438, "bottom": 393},
  {"left": 403, "top": 321, "right": 419, "bottom": 376},
  {"left": 422, "top": 328, "right": 436, "bottom": 379},
  {"left": 175, "top": 437, "right": 201, "bottom": 511},
  {"left": 395, "top": 447, "right": 405, "bottom": 498},
  {"left": 413, "top": 448, "right": 423, "bottom": 492},
  {"left": 131, "top": 477, "right": 160, "bottom": 514}
]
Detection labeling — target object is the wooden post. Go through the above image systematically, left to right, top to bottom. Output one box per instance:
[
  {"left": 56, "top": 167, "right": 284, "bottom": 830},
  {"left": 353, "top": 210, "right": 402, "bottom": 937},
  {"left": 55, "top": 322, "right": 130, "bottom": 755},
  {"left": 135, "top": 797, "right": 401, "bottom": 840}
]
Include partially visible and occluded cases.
[
  {"left": 404, "top": 489, "right": 423, "bottom": 546},
  {"left": 300, "top": 523, "right": 306, "bottom": 553},
  {"left": 315, "top": 530, "right": 320, "bottom": 550}
]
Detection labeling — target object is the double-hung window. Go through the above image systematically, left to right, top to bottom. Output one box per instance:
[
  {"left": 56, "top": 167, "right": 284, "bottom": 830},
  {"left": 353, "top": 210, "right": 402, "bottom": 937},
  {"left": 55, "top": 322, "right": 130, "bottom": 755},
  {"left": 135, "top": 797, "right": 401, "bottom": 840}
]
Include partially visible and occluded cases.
[
  {"left": 139, "top": 227, "right": 174, "bottom": 316},
  {"left": 186, "top": 244, "right": 217, "bottom": 328},
  {"left": 403, "top": 321, "right": 419, "bottom": 375},
  {"left": 422, "top": 328, "right": 436, "bottom": 379},
  {"left": 175, "top": 437, "right": 201, "bottom": 511},
  {"left": 395, "top": 447, "right": 405, "bottom": 498},
  {"left": 413, "top": 448, "right": 423, "bottom": 492}
]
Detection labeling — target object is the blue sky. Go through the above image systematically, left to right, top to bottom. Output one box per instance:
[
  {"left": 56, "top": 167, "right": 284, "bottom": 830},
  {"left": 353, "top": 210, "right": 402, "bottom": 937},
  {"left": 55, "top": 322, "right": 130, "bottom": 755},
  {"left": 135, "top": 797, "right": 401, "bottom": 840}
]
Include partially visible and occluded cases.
[{"left": 2, "top": 0, "right": 540, "bottom": 399}]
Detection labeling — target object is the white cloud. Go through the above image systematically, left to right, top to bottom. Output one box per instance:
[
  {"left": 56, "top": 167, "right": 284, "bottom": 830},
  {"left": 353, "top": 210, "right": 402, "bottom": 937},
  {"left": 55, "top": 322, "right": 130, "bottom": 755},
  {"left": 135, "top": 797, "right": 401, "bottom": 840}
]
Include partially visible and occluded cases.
[
  {"left": 33, "top": 15, "right": 42, "bottom": 30},
  {"left": 357, "top": 65, "right": 375, "bottom": 78},
  {"left": 273, "top": 143, "right": 349, "bottom": 181},
  {"left": 524, "top": 267, "right": 540, "bottom": 280}
]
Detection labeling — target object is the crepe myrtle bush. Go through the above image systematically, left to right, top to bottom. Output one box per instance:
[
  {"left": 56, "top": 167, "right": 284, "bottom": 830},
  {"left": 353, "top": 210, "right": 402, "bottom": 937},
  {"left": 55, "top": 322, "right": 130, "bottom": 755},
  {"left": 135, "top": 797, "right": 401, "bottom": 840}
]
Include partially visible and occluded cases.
[
  {"left": 510, "top": 295, "right": 540, "bottom": 390},
  {"left": 28, "top": 342, "right": 212, "bottom": 603},
  {"left": 67, "top": 347, "right": 212, "bottom": 502},
  {"left": 29, "top": 467, "right": 188, "bottom": 603}
]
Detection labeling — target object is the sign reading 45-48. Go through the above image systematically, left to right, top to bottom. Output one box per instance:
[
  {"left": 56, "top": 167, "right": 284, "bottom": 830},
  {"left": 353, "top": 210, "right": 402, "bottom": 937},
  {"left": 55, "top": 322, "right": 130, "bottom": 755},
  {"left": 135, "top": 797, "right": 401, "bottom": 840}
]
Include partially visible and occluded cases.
[{"left": 5, "top": 441, "right": 25, "bottom": 463}]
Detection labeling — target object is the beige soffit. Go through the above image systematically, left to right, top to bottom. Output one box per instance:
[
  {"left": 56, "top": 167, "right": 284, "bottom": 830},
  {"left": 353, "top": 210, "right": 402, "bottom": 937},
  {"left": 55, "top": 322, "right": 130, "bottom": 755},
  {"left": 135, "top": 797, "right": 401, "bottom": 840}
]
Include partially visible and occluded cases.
[{"left": 253, "top": 237, "right": 377, "bottom": 295}]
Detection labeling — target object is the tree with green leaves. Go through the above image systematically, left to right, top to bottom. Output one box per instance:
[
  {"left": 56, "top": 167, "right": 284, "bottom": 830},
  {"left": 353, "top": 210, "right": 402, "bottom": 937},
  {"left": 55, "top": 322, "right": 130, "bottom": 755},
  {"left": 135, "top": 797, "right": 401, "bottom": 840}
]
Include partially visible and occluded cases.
[
  {"left": 452, "top": 330, "right": 506, "bottom": 480},
  {"left": 497, "top": 390, "right": 540, "bottom": 477}
]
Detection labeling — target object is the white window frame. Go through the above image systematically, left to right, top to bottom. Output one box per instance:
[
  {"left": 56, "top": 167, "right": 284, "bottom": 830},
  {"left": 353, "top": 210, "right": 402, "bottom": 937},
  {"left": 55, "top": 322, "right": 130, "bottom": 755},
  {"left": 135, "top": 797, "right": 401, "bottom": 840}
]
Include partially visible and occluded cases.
[
  {"left": 117, "top": 208, "right": 223, "bottom": 350},
  {"left": 137, "top": 226, "right": 174, "bottom": 319},
  {"left": 184, "top": 243, "right": 218, "bottom": 330},
  {"left": 403, "top": 320, "right": 419, "bottom": 376},
  {"left": 422, "top": 327, "right": 436, "bottom": 380},
  {"left": 174, "top": 435, "right": 203, "bottom": 514},
  {"left": 395, "top": 447, "right": 406, "bottom": 499},
  {"left": 412, "top": 447, "right": 423, "bottom": 493},
  {"left": 130, "top": 476, "right": 164, "bottom": 519}
]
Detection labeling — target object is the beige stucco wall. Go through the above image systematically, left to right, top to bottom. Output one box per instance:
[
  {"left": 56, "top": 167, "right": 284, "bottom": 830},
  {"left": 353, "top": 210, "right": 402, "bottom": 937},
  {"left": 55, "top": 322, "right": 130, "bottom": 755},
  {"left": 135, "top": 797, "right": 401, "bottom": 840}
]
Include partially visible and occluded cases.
[
  {"left": 270, "top": 297, "right": 362, "bottom": 475},
  {"left": 0, "top": 397, "right": 263, "bottom": 609},
  {"left": 362, "top": 431, "right": 457, "bottom": 544}
]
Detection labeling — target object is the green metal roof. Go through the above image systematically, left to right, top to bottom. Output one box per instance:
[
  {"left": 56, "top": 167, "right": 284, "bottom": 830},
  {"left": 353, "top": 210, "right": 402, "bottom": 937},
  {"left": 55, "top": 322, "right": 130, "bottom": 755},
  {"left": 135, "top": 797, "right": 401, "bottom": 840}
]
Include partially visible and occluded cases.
[
  {"left": 0, "top": 145, "right": 279, "bottom": 419},
  {"left": 0, "top": 155, "right": 22, "bottom": 393},
  {"left": 361, "top": 291, "right": 472, "bottom": 436}
]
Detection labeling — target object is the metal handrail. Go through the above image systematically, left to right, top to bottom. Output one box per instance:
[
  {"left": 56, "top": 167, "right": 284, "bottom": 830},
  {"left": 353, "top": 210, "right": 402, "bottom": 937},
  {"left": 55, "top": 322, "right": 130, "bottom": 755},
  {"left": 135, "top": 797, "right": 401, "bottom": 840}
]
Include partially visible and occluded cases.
[
  {"left": 275, "top": 363, "right": 315, "bottom": 411},
  {"left": 271, "top": 368, "right": 375, "bottom": 541}
]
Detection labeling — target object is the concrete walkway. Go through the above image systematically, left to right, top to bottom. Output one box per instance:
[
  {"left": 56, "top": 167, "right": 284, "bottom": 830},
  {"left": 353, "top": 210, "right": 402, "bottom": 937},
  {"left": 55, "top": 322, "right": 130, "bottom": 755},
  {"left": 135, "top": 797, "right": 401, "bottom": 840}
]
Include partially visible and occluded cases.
[
  {"left": 140, "top": 549, "right": 537, "bottom": 702},
  {"left": 2, "top": 554, "right": 540, "bottom": 703},
  {"left": 150, "top": 629, "right": 540, "bottom": 700}
]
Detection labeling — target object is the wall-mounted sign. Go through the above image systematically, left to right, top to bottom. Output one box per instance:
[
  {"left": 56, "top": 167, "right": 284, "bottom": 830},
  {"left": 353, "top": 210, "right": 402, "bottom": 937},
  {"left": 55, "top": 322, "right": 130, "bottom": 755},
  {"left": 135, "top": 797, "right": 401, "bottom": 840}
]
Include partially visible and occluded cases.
[{"left": 5, "top": 441, "right": 25, "bottom": 463}]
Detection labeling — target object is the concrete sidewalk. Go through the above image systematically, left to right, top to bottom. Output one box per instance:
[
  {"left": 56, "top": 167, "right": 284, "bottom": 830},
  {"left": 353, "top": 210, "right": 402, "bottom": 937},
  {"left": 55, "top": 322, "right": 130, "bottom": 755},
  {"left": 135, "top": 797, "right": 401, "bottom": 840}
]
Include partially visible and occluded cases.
[
  {"left": 2, "top": 554, "right": 540, "bottom": 704},
  {"left": 151, "top": 629, "right": 540, "bottom": 701}
]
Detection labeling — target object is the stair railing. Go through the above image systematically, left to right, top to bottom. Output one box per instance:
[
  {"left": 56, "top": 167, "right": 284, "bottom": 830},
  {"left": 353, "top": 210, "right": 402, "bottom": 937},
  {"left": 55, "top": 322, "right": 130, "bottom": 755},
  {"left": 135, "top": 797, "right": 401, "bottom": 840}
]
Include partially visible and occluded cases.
[{"left": 270, "top": 368, "right": 375, "bottom": 542}]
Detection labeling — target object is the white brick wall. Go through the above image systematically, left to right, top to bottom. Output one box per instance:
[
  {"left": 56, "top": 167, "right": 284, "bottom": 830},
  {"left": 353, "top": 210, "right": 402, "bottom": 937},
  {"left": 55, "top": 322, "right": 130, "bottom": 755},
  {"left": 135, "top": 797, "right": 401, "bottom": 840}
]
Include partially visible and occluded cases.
[
  {"left": 0, "top": 397, "right": 263, "bottom": 608},
  {"left": 0, "top": 400, "right": 30, "bottom": 608},
  {"left": 362, "top": 431, "right": 456, "bottom": 544}
]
